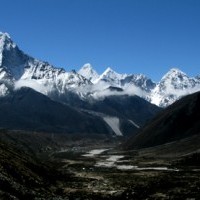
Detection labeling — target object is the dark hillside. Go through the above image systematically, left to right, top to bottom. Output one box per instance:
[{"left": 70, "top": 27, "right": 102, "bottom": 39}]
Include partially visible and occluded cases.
[
  {"left": 0, "top": 87, "right": 110, "bottom": 134},
  {"left": 125, "top": 91, "right": 200, "bottom": 149},
  {"left": 0, "top": 130, "right": 71, "bottom": 199}
]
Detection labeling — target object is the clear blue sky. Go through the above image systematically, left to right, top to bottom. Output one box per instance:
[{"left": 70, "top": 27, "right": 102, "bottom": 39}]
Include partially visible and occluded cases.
[{"left": 0, "top": 0, "right": 200, "bottom": 81}]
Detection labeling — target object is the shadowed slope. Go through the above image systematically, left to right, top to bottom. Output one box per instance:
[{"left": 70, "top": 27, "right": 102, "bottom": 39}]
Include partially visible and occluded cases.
[
  {"left": 0, "top": 87, "right": 110, "bottom": 134},
  {"left": 125, "top": 91, "right": 200, "bottom": 149}
]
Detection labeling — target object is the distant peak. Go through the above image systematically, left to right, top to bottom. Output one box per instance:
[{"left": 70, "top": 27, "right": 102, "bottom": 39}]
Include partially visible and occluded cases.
[
  {"left": 0, "top": 31, "right": 16, "bottom": 50},
  {"left": 0, "top": 32, "right": 11, "bottom": 39},
  {"left": 0, "top": 32, "right": 12, "bottom": 44},
  {"left": 78, "top": 63, "right": 99, "bottom": 83},
  {"left": 79, "top": 63, "right": 98, "bottom": 74},
  {"left": 79, "top": 63, "right": 96, "bottom": 74},
  {"left": 82, "top": 63, "right": 93, "bottom": 69},
  {"left": 98, "top": 67, "right": 128, "bottom": 83},
  {"left": 102, "top": 67, "right": 127, "bottom": 78},
  {"left": 103, "top": 67, "right": 115, "bottom": 74},
  {"left": 105, "top": 67, "right": 113, "bottom": 72},
  {"left": 162, "top": 68, "right": 187, "bottom": 79},
  {"left": 168, "top": 68, "right": 184, "bottom": 74}
]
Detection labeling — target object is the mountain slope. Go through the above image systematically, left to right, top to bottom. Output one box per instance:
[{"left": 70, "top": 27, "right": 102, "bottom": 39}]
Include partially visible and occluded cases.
[
  {"left": 0, "top": 87, "right": 110, "bottom": 134},
  {"left": 125, "top": 91, "right": 200, "bottom": 149},
  {"left": 62, "top": 94, "right": 162, "bottom": 136},
  {"left": 84, "top": 95, "right": 161, "bottom": 126},
  {"left": 0, "top": 129, "right": 77, "bottom": 199},
  {"left": 0, "top": 139, "right": 53, "bottom": 199}
]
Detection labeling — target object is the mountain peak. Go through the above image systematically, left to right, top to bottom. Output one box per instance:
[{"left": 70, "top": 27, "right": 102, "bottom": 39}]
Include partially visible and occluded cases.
[
  {"left": 0, "top": 31, "right": 28, "bottom": 79},
  {"left": 0, "top": 32, "right": 16, "bottom": 50},
  {"left": 0, "top": 32, "right": 11, "bottom": 39},
  {"left": 0, "top": 32, "right": 17, "bottom": 66},
  {"left": 78, "top": 63, "right": 99, "bottom": 83},
  {"left": 82, "top": 63, "right": 93, "bottom": 70},
  {"left": 94, "top": 67, "right": 128, "bottom": 87},
  {"left": 101, "top": 67, "right": 127, "bottom": 79},
  {"left": 101, "top": 67, "right": 120, "bottom": 78},
  {"left": 103, "top": 67, "right": 114, "bottom": 74},
  {"left": 151, "top": 67, "right": 195, "bottom": 107},
  {"left": 169, "top": 67, "right": 186, "bottom": 74},
  {"left": 161, "top": 68, "right": 187, "bottom": 81}
]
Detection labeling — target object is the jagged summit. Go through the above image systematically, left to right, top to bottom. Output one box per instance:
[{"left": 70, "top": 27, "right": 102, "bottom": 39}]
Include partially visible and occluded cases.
[
  {"left": 0, "top": 32, "right": 17, "bottom": 53},
  {"left": 0, "top": 32, "right": 11, "bottom": 37},
  {"left": 0, "top": 32, "right": 17, "bottom": 66},
  {"left": 0, "top": 32, "right": 12, "bottom": 44},
  {"left": 0, "top": 32, "right": 29, "bottom": 80},
  {"left": 78, "top": 63, "right": 99, "bottom": 83},
  {"left": 82, "top": 63, "right": 93, "bottom": 70},
  {"left": 97, "top": 67, "right": 127, "bottom": 84},
  {"left": 102, "top": 67, "right": 122, "bottom": 76},
  {"left": 103, "top": 67, "right": 114, "bottom": 73},
  {"left": 167, "top": 67, "right": 184, "bottom": 73},
  {"left": 150, "top": 68, "right": 200, "bottom": 107},
  {"left": 159, "top": 68, "right": 192, "bottom": 90},
  {"left": 161, "top": 68, "right": 187, "bottom": 81}
]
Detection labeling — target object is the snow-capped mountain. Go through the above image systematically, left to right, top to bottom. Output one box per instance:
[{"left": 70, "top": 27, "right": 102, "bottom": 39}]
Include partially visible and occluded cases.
[
  {"left": 0, "top": 32, "right": 200, "bottom": 108},
  {"left": 0, "top": 32, "right": 91, "bottom": 97},
  {"left": 78, "top": 63, "right": 99, "bottom": 83},
  {"left": 79, "top": 66, "right": 200, "bottom": 107},
  {"left": 95, "top": 67, "right": 127, "bottom": 86},
  {"left": 150, "top": 68, "right": 200, "bottom": 107},
  {"left": 121, "top": 74, "right": 156, "bottom": 92}
]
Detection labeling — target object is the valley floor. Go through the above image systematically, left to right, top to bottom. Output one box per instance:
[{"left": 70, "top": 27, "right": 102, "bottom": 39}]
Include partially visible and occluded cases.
[
  {"left": 0, "top": 131, "right": 200, "bottom": 199},
  {"left": 51, "top": 146, "right": 200, "bottom": 200}
]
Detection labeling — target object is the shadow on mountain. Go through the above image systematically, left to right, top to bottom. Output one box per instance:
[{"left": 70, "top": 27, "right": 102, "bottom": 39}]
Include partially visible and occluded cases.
[
  {"left": 0, "top": 87, "right": 111, "bottom": 134},
  {"left": 125, "top": 91, "right": 200, "bottom": 149}
]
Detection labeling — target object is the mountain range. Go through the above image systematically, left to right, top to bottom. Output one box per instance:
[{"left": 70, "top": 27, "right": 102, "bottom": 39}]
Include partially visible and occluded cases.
[
  {"left": 1, "top": 31, "right": 200, "bottom": 135},
  {"left": 0, "top": 32, "right": 162, "bottom": 135},
  {"left": 1, "top": 32, "right": 200, "bottom": 108},
  {"left": 1, "top": 32, "right": 200, "bottom": 199},
  {"left": 78, "top": 64, "right": 200, "bottom": 107}
]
